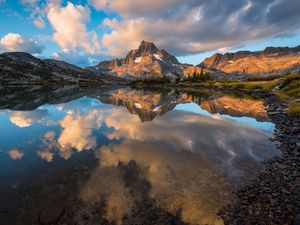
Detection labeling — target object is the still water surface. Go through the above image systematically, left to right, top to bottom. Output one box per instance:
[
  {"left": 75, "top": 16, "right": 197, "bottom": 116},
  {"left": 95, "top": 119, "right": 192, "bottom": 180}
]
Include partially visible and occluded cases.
[{"left": 0, "top": 86, "right": 278, "bottom": 225}]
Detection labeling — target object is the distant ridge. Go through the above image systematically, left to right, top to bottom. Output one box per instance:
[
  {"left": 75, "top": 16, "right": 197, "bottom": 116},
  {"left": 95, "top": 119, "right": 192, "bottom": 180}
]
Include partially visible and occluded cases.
[
  {"left": 94, "top": 41, "right": 300, "bottom": 80},
  {"left": 199, "top": 45, "right": 300, "bottom": 77},
  {"left": 0, "top": 52, "right": 127, "bottom": 85}
]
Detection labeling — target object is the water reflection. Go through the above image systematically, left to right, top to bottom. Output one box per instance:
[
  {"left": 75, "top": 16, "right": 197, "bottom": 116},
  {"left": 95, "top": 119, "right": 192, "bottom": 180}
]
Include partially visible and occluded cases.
[{"left": 0, "top": 86, "right": 278, "bottom": 225}]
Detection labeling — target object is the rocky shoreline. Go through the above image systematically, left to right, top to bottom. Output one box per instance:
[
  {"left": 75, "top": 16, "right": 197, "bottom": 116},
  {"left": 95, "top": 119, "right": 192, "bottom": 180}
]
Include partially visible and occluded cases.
[{"left": 219, "top": 93, "right": 300, "bottom": 225}]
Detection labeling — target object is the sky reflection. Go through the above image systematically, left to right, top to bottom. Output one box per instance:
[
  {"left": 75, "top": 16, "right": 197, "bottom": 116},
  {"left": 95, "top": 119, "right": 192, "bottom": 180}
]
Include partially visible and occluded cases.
[{"left": 0, "top": 89, "right": 279, "bottom": 225}]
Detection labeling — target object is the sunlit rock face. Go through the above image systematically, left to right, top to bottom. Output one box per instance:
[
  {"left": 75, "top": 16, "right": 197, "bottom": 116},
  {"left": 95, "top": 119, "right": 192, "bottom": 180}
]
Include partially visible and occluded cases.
[
  {"left": 94, "top": 41, "right": 202, "bottom": 80},
  {"left": 200, "top": 46, "right": 300, "bottom": 77},
  {"left": 200, "top": 96, "right": 269, "bottom": 121}
]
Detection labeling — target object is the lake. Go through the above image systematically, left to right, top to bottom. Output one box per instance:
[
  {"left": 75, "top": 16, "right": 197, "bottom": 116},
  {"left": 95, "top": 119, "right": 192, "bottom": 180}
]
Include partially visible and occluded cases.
[{"left": 0, "top": 86, "right": 279, "bottom": 225}]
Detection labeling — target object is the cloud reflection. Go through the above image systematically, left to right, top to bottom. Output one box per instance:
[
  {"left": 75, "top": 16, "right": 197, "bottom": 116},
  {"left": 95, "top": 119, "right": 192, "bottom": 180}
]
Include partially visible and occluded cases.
[
  {"left": 79, "top": 107, "right": 277, "bottom": 225},
  {"left": 9, "top": 109, "right": 50, "bottom": 128},
  {"left": 58, "top": 109, "right": 103, "bottom": 152},
  {"left": 8, "top": 149, "right": 24, "bottom": 160},
  {"left": 38, "top": 150, "right": 54, "bottom": 162}
]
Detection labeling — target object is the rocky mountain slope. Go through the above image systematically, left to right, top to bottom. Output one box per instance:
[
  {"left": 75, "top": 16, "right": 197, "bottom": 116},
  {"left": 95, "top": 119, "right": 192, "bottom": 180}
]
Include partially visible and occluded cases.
[
  {"left": 93, "top": 41, "right": 202, "bottom": 80},
  {"left": 95, "top": 41, "right": 300, "bottom": 80},
  {"left": 2, "top": 43, "right": 299, "bottom": 84},
  {"left": 199, "top": 46, "right": 300, "bottom": 78},
  {"left": 0, "top": 52, "right": 126, "bottom": 85}
]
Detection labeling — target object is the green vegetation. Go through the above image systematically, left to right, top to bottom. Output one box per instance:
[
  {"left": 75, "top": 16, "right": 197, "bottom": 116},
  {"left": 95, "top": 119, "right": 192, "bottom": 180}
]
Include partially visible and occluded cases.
[
  {"left": 184, "top": 70, "right": 212, "bottom": 82},
  {"left": 246, "top": 74, "right": 284, "bottom": 82},
  {"left": 274, "top": 75, "right": 300, "bottom": 115},
  {"left": 131, "top": 76, "right": 171, "bottom": 86},
  {"left": 216, "top": 79, "right": 280, "bottom": 91},
  {"left": 288, "top": 102, "right": 300, "bottom": 115}
]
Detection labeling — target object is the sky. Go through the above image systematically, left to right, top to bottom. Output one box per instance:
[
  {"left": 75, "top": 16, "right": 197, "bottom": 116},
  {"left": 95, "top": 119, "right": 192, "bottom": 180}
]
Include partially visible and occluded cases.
[{"left": 0, "top": 0, "right": 300, "bottom": 67}]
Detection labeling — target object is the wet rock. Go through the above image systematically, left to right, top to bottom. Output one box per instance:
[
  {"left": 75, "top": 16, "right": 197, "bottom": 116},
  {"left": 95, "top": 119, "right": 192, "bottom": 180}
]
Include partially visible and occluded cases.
[
  {"left": 219, "top": 93, "right": 300, "bottom": 225},
  {"left": 39, "top": 205, "right": 63, "bottom": 225},
  {"left": 293, "top": 214, "right": 300, "bottom": 225}
]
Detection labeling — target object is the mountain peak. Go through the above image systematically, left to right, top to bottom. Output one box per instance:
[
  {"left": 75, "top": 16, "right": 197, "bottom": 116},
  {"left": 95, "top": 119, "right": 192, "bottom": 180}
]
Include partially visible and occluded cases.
[{"left": 136, "top": 40, "right": 158, "bottom": 55}]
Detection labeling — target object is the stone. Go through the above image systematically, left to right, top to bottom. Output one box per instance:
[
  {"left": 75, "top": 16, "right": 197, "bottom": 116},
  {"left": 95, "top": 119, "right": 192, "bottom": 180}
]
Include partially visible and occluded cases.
[{"left": 39, "top": 205, "right": 63, "bottom": 225}]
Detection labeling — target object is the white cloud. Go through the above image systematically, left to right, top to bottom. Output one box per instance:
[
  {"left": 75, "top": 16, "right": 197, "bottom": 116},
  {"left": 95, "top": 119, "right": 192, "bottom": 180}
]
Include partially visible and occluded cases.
[
  {"left": 89, "top": 0, "right": 186, "bottom": 18},
  {"left": 96, "top": 0, "right": 300, "bottom": 57},
  {"left": 47, "top": 2, "right": 100, "bottom": 55},
  {"left": 0, "top": 33, "right": 44, "bottom": 54},
  {"left": 52, "top": 49, "right": 90, "bottom": 67},
  {"left": 8, "top": 109, "right": 50, "bottom": 127},
  {"left": 58, "top": 109, "right": 103, "bottom": 152}
]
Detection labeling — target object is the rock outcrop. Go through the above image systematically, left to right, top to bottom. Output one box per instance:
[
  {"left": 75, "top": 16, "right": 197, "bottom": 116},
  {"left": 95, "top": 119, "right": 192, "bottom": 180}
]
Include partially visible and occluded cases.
[
  {"left": 93, "top": 41, "right": 202, "bottom": 80},
  {"left": 199, "top": 46, "right": 300, "bottom": 78}
]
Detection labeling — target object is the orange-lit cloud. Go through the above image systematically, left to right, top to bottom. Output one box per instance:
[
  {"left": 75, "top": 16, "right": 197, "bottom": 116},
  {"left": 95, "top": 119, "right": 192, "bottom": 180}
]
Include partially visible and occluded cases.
[
  {"left": 8, "top": 109, "right": 50, "bottom": 127},
  {"left": 58, "top": 109, "right": 103, "bottom": 152},
  {"left": 8, "top": 149, "right": 24, "bottom": 160},
  {"left": 38, "top": 150, "right": 54, "bottom": 162}
]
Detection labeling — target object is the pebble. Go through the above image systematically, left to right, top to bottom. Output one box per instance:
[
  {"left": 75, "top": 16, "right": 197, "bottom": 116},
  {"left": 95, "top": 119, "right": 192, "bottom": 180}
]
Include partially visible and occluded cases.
[
  {"left": 219, "top": 93, "right": 300, "bottom": 225},
  {"left": 39, "top": 205, "right": 64, "bottom": 225}
]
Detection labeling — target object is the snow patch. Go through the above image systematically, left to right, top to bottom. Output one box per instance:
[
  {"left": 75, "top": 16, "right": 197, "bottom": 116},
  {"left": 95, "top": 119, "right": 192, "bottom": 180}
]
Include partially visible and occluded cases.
[
  {"left": 153, "top": 54, "right": 163, "bottom": 61},
  {"left": 134, "top": 57, "right": 142, "bottom": 63},
  {"left": 228, "top": 60, "right": 234, "bottom": 64},
  {"left": 29, "top": 61, "right": 38, "bottom": 66},
  {"left": 134, "top": 103, "right": 142, "bottom": 108},
  {"left": 152, "top": 105, "right": 161, "bottom": 112}
]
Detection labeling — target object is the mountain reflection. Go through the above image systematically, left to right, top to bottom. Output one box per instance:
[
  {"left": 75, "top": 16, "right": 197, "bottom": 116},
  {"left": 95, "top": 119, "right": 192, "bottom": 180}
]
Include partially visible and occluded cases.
[{"left": 0, "top": 86, "right": 277, "bottom": 225}]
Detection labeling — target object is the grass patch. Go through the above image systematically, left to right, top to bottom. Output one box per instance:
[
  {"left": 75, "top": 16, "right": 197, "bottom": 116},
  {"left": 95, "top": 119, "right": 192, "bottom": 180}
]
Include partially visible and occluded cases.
[
  {"left": 246, "top": 74, "right": 284, "bottom": 81},
  {"left": 288, "top": 102, "right": 300, "bottom": 115}
]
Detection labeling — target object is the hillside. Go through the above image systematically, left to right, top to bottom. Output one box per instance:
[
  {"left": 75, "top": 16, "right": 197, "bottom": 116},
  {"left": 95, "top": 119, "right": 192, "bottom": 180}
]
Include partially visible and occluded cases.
[
  {"left": 199, "top": 46, "right": 300, "bottom": 78},
  {"left": 0, "top": 52, "right": 126, "bottom": 85}
]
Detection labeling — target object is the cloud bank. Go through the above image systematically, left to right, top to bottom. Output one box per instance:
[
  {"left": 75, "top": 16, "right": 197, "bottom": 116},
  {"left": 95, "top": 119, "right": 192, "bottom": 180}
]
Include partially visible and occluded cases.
[
  {"left": 10, "top": 0, "right": 300, "bottom": 64},
  {"left": 95, "top": 0, "right": 300, "bottom": 57},
  {"left": 47, "top": 2, "right": 100, "bottom": 54},
  {"left": 0, "top": 33, "right": 44, "bottom": 54}
]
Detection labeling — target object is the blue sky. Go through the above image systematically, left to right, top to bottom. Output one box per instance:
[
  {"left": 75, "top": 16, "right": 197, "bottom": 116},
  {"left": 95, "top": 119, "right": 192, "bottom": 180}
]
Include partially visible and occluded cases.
[{"left": 0, "top": 0, "right": 300, "bottom": 66}]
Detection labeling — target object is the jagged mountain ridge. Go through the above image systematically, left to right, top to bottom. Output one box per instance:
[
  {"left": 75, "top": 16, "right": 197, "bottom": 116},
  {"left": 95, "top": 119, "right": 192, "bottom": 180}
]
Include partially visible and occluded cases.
[
  {"left": 94, "top": 40, "right": 202, "bottom": 80},
  {"left": 95, "top": 41, "right": 300, "bottom": 80},
  {"left": 2, "top": 42, "right": 300, "bottom": 84},
  {"left": 199, "top": 45, "right": 300, "bottom": 77}
]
